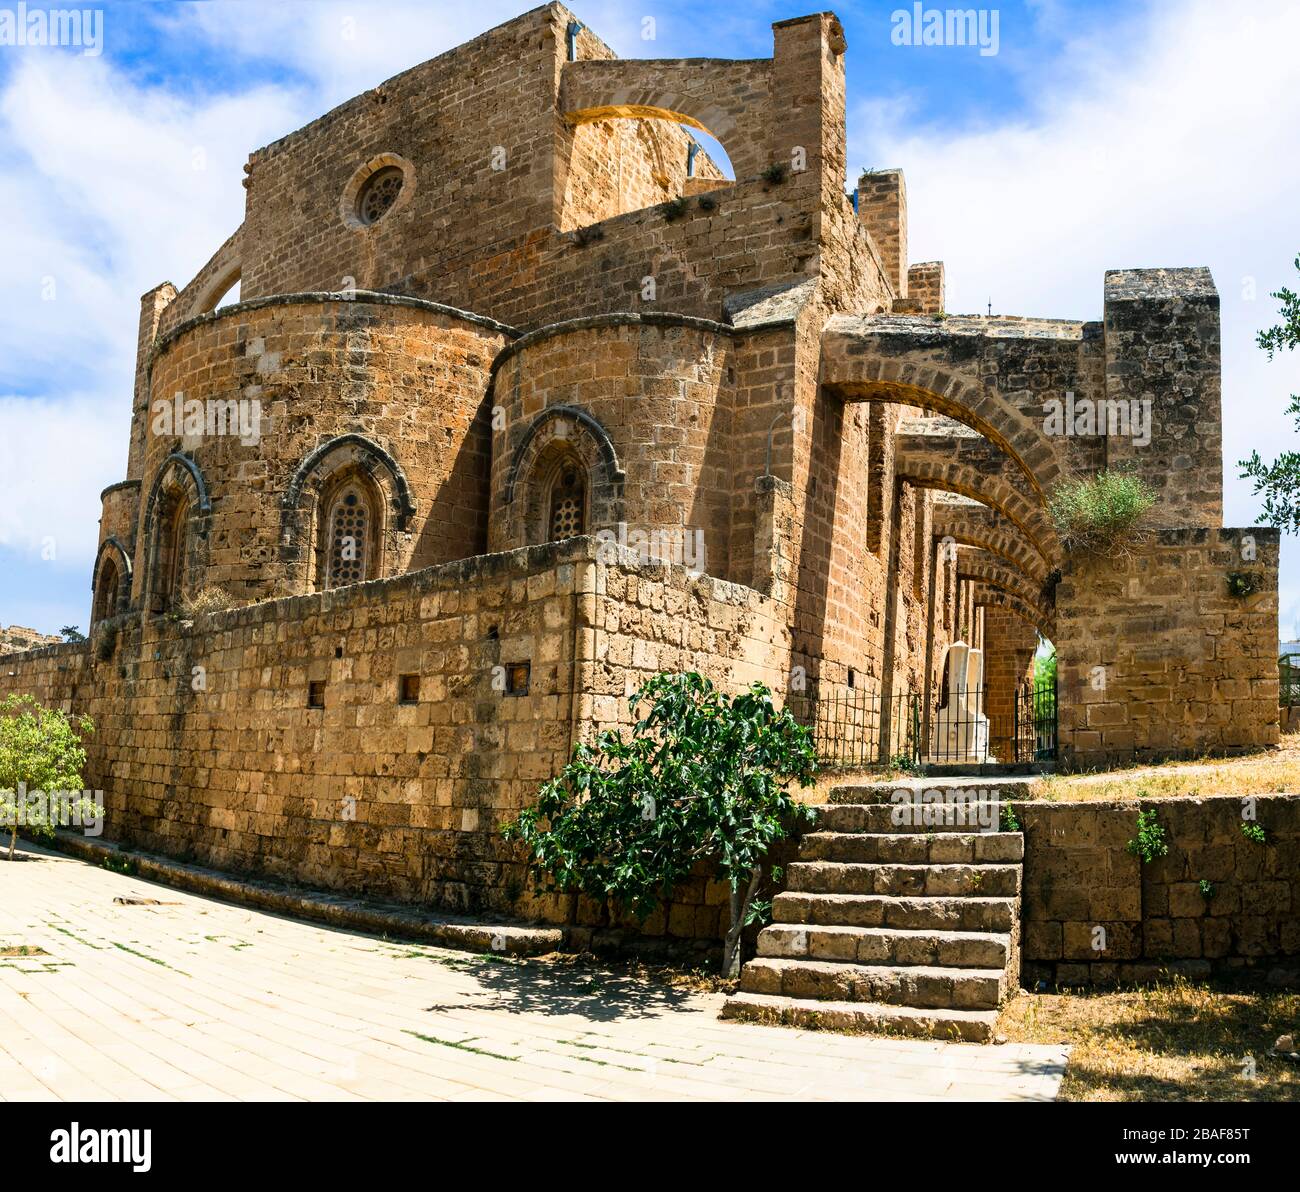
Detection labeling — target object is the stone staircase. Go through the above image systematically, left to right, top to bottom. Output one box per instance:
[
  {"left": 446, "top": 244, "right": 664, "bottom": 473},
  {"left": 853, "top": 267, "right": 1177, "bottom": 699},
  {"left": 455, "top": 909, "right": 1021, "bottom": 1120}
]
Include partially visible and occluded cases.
[{"left": 723, "top": 780, "right": 1027, "bottom": 1042}]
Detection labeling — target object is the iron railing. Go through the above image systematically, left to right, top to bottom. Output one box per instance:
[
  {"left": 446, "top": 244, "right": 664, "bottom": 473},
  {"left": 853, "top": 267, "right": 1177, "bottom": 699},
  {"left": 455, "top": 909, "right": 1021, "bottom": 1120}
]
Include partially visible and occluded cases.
[
  {"left": 1280, "top": 654, "right": 1300, "bottom": 708},
  {"left": 1013, "top": 677, "right": 1058, "bottom": 763},
  {"left": 789, "top": 678, "right": 1060, "bottom": 768},
  {"left": 787, "top": 686, "right": 920, "bottom": 769}
]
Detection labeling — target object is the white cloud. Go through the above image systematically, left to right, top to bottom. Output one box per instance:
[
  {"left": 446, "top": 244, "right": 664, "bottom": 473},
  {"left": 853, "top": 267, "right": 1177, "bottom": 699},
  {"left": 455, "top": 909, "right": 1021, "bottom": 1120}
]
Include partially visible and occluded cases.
[
  {"left": 851, "top": 0, "right": 1300, "bottom": 626},
  {"left": 0, "top": 53, "right": 306, "bottom": 582},
  {"left": 0, "top": 393, "right": 122, "bottom": 563}
]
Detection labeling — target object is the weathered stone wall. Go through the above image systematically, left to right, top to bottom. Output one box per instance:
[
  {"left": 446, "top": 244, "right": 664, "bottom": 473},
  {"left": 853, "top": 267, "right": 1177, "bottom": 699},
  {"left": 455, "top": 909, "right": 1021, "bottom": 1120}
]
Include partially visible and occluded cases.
[
  {"left": 210, "top": 5, "right": 850, "bottom": 335},
  {"left": 1104, "top": 268, "right": 1222, "bottom": 526},
  {"left": 141, "top": 295, "right": 511, "bottom": 606},
  {"left": 487, "top": 316, "right": 736, "bottom": 576},
  {"left": 1056, "top": 528, "right": 1279, "bottom": 767},
  {"left": 0, "top": 540, "right": 792, "bottom": 939},
  {"left": 982, "top": 605, "right": 1039, "bottom": 758},
  {"left": 0, "top": 625, "right": 63, "bottom": 653},
  {"left": 1018, "top": 794, "right": 1300, "bottom": 983}
]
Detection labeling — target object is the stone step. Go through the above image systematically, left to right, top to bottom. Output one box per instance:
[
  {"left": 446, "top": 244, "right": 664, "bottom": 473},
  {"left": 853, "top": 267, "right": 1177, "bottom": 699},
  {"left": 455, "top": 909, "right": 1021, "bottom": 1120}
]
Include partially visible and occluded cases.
[
  {"left": 827, "top": 777, "right": 1033, "bottom": 806},
  {"left": 816, "top": 803, "right": 1014, "bottom": 834},
  {"left": 799, "top": 831, "right": 1023, "bottom": 865},
  {"left": 786, "top": 861, "right": 1021, "bottom": 898},
  {"left": 773, "top": 891, "right": 1018, "bottom": 933},
  {"left": 758, "top": 923, "right": 1010, "bottom": 969},
  {"left": 739, "top": 957, "right": 1006, "bottom": 1010},
  {"left": 721, "top": 991, "right": 999, "bottom": 1043}
]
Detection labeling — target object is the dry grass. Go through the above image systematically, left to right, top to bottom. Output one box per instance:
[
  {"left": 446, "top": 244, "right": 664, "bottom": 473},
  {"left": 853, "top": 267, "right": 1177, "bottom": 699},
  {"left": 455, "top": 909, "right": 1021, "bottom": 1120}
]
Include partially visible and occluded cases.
[
  {"left": 1030, "top": 733, "right": 1300, "bottom": 802},
  {"left": 999, "top": 975, "right": 1300, "bottom": 1101}
]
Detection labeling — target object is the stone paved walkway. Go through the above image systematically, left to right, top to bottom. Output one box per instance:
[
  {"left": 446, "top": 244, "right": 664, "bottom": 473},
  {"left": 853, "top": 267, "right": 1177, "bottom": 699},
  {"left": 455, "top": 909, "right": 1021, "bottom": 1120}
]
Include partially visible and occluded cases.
[{"left": 0, "top": 843, "right": 1069, "bottom": 1101}]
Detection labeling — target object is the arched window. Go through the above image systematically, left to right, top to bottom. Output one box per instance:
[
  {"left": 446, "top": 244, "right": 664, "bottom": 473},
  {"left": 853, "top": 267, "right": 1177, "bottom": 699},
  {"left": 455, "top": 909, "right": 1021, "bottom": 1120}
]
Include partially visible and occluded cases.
[
  {"left": 547, "top": 461, "right": 586, "bottom": 541},
  {"left": 317, "top": 472, "right": 382, "bottom": 590},
  {"left": 154, "top": 494, "right": 189, "bottom": 610},
  {"left": 93, "top": 556, "right": 120, "bottom": 623}
]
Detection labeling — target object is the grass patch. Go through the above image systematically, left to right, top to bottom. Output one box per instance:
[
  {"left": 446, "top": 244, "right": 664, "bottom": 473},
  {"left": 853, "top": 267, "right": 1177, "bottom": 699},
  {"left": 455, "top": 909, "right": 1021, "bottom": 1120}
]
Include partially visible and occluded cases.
[
  {"left": 1048, "top": 471, "right": 1156, "bottom": 555},
  {"left": 1032, "top": 735, "right": 1300, "bottom": 801},
  {"left": 112, "top": 941, "right": 190, "bottom": 976},
  {"left": 0, "top": 945, "right": 50, "bottom": 957},
  {"left": 999, "top": 975, "right": 1300, "bottom": 1101},
  {"left": 401, "top": 1029, "right": 517, "bottom": 1062}
]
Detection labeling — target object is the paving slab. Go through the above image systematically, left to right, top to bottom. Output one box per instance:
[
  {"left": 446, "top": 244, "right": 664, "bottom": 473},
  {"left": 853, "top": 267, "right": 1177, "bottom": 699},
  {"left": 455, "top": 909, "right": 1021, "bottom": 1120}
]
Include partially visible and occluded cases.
[{"left": 0, "top": 841, "right": 1069, "bottom": 1102}]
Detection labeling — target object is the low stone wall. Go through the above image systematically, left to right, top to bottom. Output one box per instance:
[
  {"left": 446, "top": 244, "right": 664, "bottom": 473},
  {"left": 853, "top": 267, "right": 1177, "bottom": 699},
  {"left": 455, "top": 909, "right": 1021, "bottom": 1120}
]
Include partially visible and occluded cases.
[
  {"left": 1056, "top": 528, "right": 1279, "bottom": 768},
  {"left": 0, "top": 537, "right": 791, "bottom": 943},
  {"left": 1018, "top": 793, "right": 1300, "bottom": 983}
]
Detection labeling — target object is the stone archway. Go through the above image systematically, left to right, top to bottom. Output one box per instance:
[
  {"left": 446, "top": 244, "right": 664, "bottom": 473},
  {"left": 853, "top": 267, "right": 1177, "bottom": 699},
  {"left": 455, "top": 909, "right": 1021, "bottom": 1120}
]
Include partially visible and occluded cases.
[
  {"left": 498, "top": 405, "right": 625, "bottom": 551},
  {"left": 281, "top": 433, "right": 415, "bottom": 592},
  {"left": 140, "top": 453, "right": 211, "bottom": 612}
]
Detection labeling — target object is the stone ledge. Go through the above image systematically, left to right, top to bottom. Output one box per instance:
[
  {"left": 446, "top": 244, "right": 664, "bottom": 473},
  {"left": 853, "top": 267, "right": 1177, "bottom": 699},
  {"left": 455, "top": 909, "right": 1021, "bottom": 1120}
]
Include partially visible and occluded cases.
[{"left": 43, "top": 831, "right": 563, "bottom": 957}]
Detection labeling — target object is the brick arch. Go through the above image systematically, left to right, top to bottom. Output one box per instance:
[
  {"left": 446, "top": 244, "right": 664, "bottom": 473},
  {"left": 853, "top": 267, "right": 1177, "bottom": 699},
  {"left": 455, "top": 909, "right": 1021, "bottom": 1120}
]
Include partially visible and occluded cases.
[
  {"left": 559, "top": 57, "right": 771, "bottom": 180},
  {"left": 821, "top": 318, "right": 1072, "bottom": 502},
  {"left": 502, "top": 405, "right": 625, "bottom": 548},
  {"left": 280, "top": 434, "right": 415, "bottom": 590},
  {"left": 901, "top": 471, "right": 1058, "bottom": 567},
  {"left": 930, "top": 501, "right": 1048, "bottom": 585},
  {"left": 956, "top": 548, "right": 1053, "bottom": 630},
  {"left": 965, "top": 579, "right": 1054, "bottom": 639},
  {"left": 976, "top": 592, "right": 1045, "bottom": 638}
]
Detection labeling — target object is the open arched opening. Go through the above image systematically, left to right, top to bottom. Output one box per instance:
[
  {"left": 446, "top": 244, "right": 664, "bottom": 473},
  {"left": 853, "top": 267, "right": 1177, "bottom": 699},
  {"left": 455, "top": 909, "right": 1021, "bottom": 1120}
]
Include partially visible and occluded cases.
[
  {"left": 557, "top": 110, "right": 735, "bottom": 232},
  {"left": 197, "top": 263, "right": 242, "bottom": 314},
  {"left": 141, "top": 453, "right": 210, "bottom": 615},
  {"left": 152, "top": 490, "right": 190, "bottom": 612},
  {"left": 93, "top": 555, "right": 120, "bottom": 624}
]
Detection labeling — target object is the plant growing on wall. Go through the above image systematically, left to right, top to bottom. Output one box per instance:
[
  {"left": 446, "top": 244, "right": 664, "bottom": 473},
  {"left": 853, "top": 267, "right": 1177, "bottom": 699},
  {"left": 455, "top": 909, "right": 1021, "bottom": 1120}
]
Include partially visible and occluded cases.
[
  {"left": 660, "top": 196, "right": 690, "bottom": 222},
  {"left": 1239, "top": 253, "right": 1300, "bottom": 528},
  {"left": 1049, "top": 471, "right": 1157, "bottom": 555},
  {"left": 503, "top": 672, "right": 817, "bottom": 977},
  {"left": 0, "top": 694, "right": 98, "bottom": 862},
  {"left": 1125, "top": 808, "right": 1169, "bottom": 864},
  {"left": 1240, "top": 821, "right": 1269, "bottom": 845}
]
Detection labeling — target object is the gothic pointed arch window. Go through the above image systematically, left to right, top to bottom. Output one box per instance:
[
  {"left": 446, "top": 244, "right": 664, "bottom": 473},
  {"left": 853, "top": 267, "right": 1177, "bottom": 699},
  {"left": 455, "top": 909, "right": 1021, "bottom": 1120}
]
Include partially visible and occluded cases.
[
  {"left": 547, "top": 459, "right": 586, "bottom": 541},
  {"left": 317, "top": 470, "right": 382, "bottom": 590},
  {"left": 153, "top": 492, "right": 189, "bottom": 611},
  {"left": 93, "top": 556, "right": 120, "bottom": 624}
]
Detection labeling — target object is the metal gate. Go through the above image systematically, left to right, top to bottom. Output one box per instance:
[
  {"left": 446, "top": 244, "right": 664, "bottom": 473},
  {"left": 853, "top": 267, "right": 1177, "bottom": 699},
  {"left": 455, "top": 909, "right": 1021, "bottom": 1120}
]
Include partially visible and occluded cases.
[{"left": 1013, "top": 677, "right": 1057, "bottom": 762}]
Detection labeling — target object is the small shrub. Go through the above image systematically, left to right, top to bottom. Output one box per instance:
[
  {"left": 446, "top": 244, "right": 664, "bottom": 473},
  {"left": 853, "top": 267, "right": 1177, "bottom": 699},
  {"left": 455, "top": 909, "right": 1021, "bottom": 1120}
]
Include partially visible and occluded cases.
[
  {"left": 761, "top": 162, "right": 787, "bottom": 185},
  {"left": 697, "top": 194, "right": 718, "bottom": 212},
  {"left": 661, "top": 196, "right": 690, "bottom": 222},
  {"left": 1049, "top": 471, "right": 1157, "bottom": 555},
  {"left": 1226, "top": 571, "right": 1262, "bottom": 598},
  {"left": 175, "top": 586, "right": 235, "bottom": 619},
  {"left": 95, "top": 624, "right": 119, "bottom": 663},
  {"left": 60, "top": 625, "right": 86, "bottom": 643},
  {"left": 503, "top": 672, "right": 817, "bottom": 977},
  {"left": 0, "top": 695, "right": 98, "bottom": 861},
  {"left": 889, "top": 751, "right": 920, "bottom": 775},
  {"left": 1000, "top": 802, "right": 1021, "bottom": 832},
  {"left": 1125, "top": 808, "right": 1168, "bottom": 864},
  {"left": 1240, "top": 821, "right": 1269, "bottom": 845},
  {"left": 1198, "top": 879, "right": 1216, "bottom": 902}
]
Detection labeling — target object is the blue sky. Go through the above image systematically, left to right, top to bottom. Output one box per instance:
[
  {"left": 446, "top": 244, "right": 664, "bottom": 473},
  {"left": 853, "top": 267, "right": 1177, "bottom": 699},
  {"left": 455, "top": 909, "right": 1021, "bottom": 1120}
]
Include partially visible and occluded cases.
[{"left": 1, "top": 0, "right": 1298, "bottom": 637}]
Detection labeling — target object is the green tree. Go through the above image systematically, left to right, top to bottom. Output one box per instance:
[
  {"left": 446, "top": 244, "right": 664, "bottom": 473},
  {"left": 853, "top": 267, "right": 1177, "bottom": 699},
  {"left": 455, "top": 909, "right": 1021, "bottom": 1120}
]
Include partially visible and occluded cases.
[
  {"left": 1239, "top": 254, "right": 1300, "bottom": 528},
  {"left": 60, "top": 625, "right": 85, "bottom": 643},
  {"left": 1034, "top": 642, "right": 1057, "bottom": 687},
  {"left": 504, "top": 672, "right": 817, "bottom": 977},
  {"left": 0, "top": 694, "right": 98, "bottom": 861}
]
